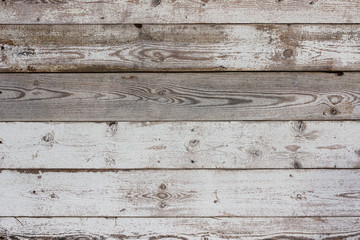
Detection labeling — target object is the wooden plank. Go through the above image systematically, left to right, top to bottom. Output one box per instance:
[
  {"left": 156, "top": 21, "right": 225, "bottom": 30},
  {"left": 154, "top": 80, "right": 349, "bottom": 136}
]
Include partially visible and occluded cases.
[
  {"left": 1, "top": 0, "right": 360, "bottom": 24},
  {"left": 1, "top": 25, "right": 360, "bottom": 72},
  {"left": 1, "top": 72, "right": 360, "bottom": 121},
  {"left": 1, "top": 121, "right": 360, "bottom": 169},
  {"left": 0, "top": 170, "right": 359, "bottom": 216},
  {"left": 1, "top": 217, "right": 360, "bottom": 239}
]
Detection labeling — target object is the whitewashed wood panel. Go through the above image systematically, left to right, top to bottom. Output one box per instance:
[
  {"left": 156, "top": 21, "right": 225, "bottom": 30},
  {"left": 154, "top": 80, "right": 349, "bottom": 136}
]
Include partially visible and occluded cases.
[
  {"left": 1, "top": 0, "right": 360, "bottom": 24},
  {"left": 1, "top": 25, "right": 360, "bottom": 72},
  {"left": 1, "top": 72, "right": 359, "bottom": 120},
  {"left": 1, "top": 121, "right": 360, "bottom": 169},
  {"left": 0, "top": 170, "right": 359, "bottom": 216},
  {"left": 1, "top": 217, "right": 360, "bottom": 239}
]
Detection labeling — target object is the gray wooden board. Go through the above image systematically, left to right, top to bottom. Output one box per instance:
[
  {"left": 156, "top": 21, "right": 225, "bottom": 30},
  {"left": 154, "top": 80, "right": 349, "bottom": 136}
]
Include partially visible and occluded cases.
[
  {"left": 1, "top": 0, "right": 360, "bottom": 24},
  {"left": 1, "top": 25, "right": 360, "bottom": 72},
  {"left": 1, "top": 72, "right": 359, "bottom": 121},
  {"left": 0, "top": 121, "right": 360, "bottom": 169},
  {"left": 0, "top": 170, "right": 359, "bottom": 217},
  {"left": 0, "top": 217, "right": 360, "bottom": 239}
]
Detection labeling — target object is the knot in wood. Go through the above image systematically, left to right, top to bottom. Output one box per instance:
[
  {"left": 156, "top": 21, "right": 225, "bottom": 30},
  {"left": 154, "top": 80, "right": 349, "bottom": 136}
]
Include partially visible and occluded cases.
[
  {"left": 152, "top": 0, "right": 161, "bottom": 7},
  {"left": 283, "top": 49, "right": 293, "bottom": 58},
  {"left": 157, "top": 89, "right": 166, "bottom": 96},
  {"left": 292, "top": 121, "right": 306, "bottom": 133},
  {"left": 42, "top": 132, "right": 54, "bottom": 143},
  {"left": 189, "top": 139, "right": 200, "bottom": 147},
  {"left": 157, "top": 192, "right": 168, "bottom": 200}
]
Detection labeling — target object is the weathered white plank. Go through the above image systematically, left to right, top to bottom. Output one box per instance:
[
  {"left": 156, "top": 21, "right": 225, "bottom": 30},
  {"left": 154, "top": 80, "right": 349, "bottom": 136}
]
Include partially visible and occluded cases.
[
  {"left": 1, "top": 0, "right": 360, "bottom": 24},
  {"left": 1, "top": 25, "right": 360, "bottom": 72},
  {"left": 1, "top": 72, "right": 360, "bottom": 121},
  {"left": 1, "top": 121, "right": 360, "bottom": 169},
  {"left": 0, "top": 170, "right": 359, "bottom": 216},
  {"left": 1, "top": 217, "right": 360, "bottom": 239}
]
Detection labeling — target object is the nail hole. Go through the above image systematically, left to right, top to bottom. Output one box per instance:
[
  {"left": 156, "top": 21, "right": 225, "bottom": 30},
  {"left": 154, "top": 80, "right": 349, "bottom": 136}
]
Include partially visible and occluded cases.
[
  {"left": 36, "top": 18, "right": 40, "bottom": 22},
  {"left": 134, "top": 24, "right": 143, "bottom": 29},
  {"left": 0, "top": 46, "right": 4, "bottom": 51},
  {"left": 337, "top": 72, "right": 344, "bottom": 76},
  {"left": 330, "top": 108, "right": 338, "bottom": 115},
  {"left": 159, "top": 184, "right": 166, "bottom": 190}
]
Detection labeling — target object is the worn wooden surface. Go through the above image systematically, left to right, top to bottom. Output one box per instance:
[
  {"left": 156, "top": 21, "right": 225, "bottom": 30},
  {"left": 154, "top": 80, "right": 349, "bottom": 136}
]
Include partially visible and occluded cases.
[
  {"left": 1, "top": 0, "right": 360, "bottom": 24},
  {"left": 2, "top": 0, "right": 360, "bottom": 236},
  {"left": 1, "top": 25, "right": 360, "bottom": 72},
  {"left": 1, "top": 72, "right": 359, "bottom": 121},
  {"left": 1, "top": 121, "right": 360, "bottom": 169},
  {"left": 0, "top": 170, "right": 359, "bottom": 217},
  {"left": 1, "top": 217, "right": 360, "bottom": 239}
]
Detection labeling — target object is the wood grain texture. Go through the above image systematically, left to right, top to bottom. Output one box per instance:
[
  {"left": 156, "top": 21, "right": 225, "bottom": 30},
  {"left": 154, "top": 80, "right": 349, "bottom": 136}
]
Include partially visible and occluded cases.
[
  {"left": 1, "top": 0, "right": 360, "bottom": 24},
  {"left": 1, "top": 25, "right": 360, "bottom": 72},
  {"left": 1, "top": 72, "right": 360, "bottom": 121},
  {"left": 1, "top": 121, "right": 360, "bottom": 169},
  {"left": 0, "top": 170, "right": 359, "bottom": 217},
  {"left": 1, "top": 217, "right": 360, "bottom": 239}
]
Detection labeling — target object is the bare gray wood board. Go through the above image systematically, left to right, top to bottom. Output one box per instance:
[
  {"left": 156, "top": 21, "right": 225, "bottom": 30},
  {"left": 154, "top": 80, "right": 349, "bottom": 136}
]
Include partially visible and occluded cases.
[
  {"left": 1, "top": 0, "right": 360, "bottom": 24},
  {"left": 1, "top": 25, "right": 360, "bottom": 72},
  {"left": 1, "top": 72, "right": 359, "bottom": 121},
  {"left": 1, "top": 121, "right": 360, "bottom": 169},
  {"left": 0, "top": 170, "right": 359, "bottom": 217},
  {"left": 1, "top": 217, "right": 360, "bottom": 239}
]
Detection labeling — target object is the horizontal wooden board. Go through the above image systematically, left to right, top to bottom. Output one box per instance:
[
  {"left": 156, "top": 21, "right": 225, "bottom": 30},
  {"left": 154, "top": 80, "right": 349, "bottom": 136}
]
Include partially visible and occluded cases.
[
  {"left": 1, "top": 0, "right": 360, "bottom": 24},
  {"left": 1, "top": 25, "right": 360, "bottom": 72},
  {"left": 1, "top": 72, "right": 360, "bottom": 121},
  {"left": 1, "top": 121, "right": 360, "bottom": 169},
  {"left": 0, "top": 170, "right": 359, "bottom": 216},
  {"left": 1, "top": 217, "right": 360, "bottom": 239}
]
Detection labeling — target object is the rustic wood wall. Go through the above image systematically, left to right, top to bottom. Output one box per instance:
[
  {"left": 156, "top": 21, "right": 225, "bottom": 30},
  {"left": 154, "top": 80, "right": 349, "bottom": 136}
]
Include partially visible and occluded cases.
[{"left": 1, "top": 0, "right": 360, "bottom": 239}]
